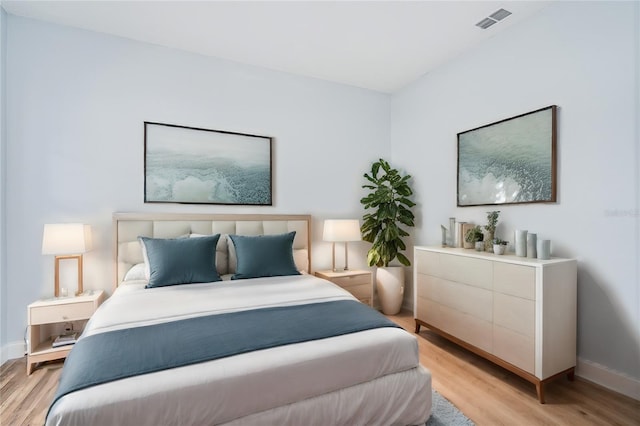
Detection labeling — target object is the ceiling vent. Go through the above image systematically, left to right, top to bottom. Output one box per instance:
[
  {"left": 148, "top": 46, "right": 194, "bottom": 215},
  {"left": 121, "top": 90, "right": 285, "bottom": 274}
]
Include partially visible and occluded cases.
[
  {"left": 476, "top": 8, "right": 512, "bottom": 29},
  {"left": 490, "top": 8, "right": 512, "bottom": 21},
  {"left": 476, "top": 17, "right": 497, "bottom": 29}
]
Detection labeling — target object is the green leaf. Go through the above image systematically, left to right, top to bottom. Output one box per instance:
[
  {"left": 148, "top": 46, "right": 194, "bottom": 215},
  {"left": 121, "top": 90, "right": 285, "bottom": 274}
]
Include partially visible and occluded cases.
[
  {"left": 371, "top": 162, "right": 381, "bottom": 177},
  {"left": 396, "top": 185, "right": 412, "bottom": 196},
  {"left": 398, "top": 197, "right": 416, "bottom": 208},
  {"left": 398, "top": 215, "right": 414, "bottom": 228},
  {"left": 367, "top": 249, "right": 380, "bottom": 267},
  {"left": 397, "top": 252, "right": 411, "bottom": 266}
]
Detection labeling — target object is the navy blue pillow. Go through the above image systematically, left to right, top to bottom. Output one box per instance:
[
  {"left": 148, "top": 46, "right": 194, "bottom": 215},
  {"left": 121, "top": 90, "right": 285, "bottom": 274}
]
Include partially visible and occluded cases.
[
  {"left": 229, "top": 232, "right": 300, "bottom": 280},
  {"left": 139, "top": 235, "right": 221, "bottom": 288}
]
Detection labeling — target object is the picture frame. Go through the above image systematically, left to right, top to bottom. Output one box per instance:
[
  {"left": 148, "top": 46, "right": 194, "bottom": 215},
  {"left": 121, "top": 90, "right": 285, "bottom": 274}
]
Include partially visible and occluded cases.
[
  {"left": 457, "top": 105, "right": 557, "bottom": 207},
  {"left": 144, "top": 122, "right": 273, "bottom": 205}
]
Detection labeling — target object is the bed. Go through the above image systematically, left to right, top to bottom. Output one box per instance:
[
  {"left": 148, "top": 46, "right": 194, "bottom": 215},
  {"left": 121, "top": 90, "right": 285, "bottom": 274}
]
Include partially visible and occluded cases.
[{"left": 46, "top": 213, "right": 432, "bottom": 426}]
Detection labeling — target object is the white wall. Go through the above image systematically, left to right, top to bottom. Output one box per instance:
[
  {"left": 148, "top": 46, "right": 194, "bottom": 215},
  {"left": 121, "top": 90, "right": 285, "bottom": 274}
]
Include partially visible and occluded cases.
[
  {"left": 392, "top": 1, "right": 639, "bottom": 395},
  {"left": 0, "top": 9, "right": 7, "bottom": 363},
  {"left": 3, "top": 16, "right": 389, "bottom": 349}
]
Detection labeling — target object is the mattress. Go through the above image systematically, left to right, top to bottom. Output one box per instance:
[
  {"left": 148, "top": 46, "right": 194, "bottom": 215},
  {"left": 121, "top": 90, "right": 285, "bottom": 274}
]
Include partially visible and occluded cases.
[{"left": 47, "top": 275, "right": 431, "bottom": 426}]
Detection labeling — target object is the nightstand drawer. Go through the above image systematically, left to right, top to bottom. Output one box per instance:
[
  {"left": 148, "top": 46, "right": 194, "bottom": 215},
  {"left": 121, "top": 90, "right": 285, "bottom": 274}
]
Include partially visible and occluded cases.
[
  {"left": 315, "top": 270, "right": 372, "bottom": 306},
  {"left": 330, "top": 274, "right": 370, "bottom": 288},
  {"left": 346, "top": 283, "right": 372, "bottom": 300},
  {"left": 358, "top": 297, "right": 372, "bottom": 306},
  {"left": 30, "top": 301, "right": 95, "bottom": 325}
]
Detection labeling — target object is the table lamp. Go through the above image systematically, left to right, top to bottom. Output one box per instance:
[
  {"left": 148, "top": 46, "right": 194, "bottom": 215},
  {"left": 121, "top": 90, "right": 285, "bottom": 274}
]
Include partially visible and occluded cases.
[
  {"left": 323, "top": 219, "right": 361, "bottom": 271},
  {"left": 42, "top": 223, "right": 92, "bottom": 297}
]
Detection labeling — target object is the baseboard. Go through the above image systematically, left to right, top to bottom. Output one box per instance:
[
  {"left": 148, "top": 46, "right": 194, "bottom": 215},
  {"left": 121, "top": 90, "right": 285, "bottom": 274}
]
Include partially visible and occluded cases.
[
  {"left": 1, "top": 340, "right": 25, "bottom": 366},
  {"left": 577, "top": 357, "right": 640, "bottom": 401}
]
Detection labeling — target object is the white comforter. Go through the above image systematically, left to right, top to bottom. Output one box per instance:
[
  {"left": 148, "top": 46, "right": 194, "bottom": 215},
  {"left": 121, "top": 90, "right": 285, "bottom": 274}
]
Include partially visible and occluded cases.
[{"left": 47, "top": 275, "right": 431, "bottom": 426}]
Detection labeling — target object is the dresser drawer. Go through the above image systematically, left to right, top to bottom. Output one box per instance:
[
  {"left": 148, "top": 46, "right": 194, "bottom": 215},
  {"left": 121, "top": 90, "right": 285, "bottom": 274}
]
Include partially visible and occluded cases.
[
  {"left": 415, "top": 250, "right": 441, "bottom": 276},
  {"left": 439, "top": 254, "right": 492, "bottom": 290},
  {"left": 494, "top": 263, "right": 535, "bottom": 300},
  {"left": 415, "top": 273, "right": 440, "bottom": 302},
  {"left": 330, "top": 274, "right": 370, "bottom": 288},
  {"left": 439, "top": 279, "right": 492, "bottom": 323},
  {"left": 494, "top": 293, "right": 535, "bottom": 337},
  {"left": 415, "top": 297, "right": 441, "bottom": 328},
  {"left": 30, "top": 301, "right": 95, "bottom": 325},
  {"left": 440, "top": 305, "right": 492, "bottom": 354},
  {"left": 493, "top": 324, "right": 535, "bottom": 374}
]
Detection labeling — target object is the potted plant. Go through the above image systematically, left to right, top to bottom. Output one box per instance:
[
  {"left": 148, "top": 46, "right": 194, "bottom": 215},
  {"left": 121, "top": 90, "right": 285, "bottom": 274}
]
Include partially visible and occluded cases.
[
  {"left": 360, "top": 158, "right": 415, "bottom": 315},
  {"left": 484, "top": 211, "right": 500, "bottom": 252},
  {"left": 465, "top": 226, "right": 484, "bottom": 251},
  {"left": 492, "top": 238, "right": 508, "bottom": 255}
]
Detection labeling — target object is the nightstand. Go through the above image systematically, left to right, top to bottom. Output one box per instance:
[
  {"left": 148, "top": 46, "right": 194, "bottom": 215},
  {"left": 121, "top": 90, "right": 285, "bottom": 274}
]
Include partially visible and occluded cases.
[
  {"left": 315, "top": 270, "right": 372, "bottom": 306},
  {"left": 27, "top": 290, "right": 105, "bottom": 374}
]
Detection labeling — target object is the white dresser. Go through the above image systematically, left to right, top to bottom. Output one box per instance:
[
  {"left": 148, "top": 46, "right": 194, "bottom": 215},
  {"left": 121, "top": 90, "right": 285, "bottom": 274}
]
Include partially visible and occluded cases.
[{"left": 413, "top": 246, "right": 577, "bottom": 403}]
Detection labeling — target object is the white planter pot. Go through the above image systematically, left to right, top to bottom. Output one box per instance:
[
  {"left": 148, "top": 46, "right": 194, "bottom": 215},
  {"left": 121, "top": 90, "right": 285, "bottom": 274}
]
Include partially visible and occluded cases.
[{"left": 377, "top": 266, "right": 405, "bottom": 315}]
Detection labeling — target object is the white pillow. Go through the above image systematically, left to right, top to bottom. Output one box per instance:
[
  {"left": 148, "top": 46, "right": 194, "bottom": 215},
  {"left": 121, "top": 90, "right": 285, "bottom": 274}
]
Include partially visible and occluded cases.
[
  {"left": 293, "top": 249, "right": 309, "bottom": 274},
  {"left": 123, "top": 263, "right": 147, "bottom": 282}
]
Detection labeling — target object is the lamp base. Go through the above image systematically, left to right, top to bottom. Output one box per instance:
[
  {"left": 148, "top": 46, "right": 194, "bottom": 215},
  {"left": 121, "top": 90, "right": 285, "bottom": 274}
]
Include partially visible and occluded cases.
[
  {"left": 331, "top": 242, "right": 351, "bottom": 272},
  {"left": 54, "top": 254, "right": 84, "bottom": 297}
]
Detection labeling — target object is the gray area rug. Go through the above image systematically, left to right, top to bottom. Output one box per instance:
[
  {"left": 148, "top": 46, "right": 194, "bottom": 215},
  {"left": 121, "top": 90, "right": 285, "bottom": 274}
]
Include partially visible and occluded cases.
[{"left": 426, "top": 390, "right": 475, "bottom": 426}]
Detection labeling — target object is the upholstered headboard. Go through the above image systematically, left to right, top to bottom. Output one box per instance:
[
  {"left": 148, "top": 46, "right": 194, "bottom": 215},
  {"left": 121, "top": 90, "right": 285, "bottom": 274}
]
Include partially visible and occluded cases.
[{"left": 113, "top": 213, "right": 312, "bottom": 288}]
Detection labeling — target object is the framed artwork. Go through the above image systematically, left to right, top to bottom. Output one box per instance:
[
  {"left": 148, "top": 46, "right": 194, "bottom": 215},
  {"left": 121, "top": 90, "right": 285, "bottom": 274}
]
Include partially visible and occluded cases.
[
  {"left": 457, "top": 105, "right": 557, "bottom": 207},
  {"left": 144, "top": 122, "right": 272, "bottom": 205}
]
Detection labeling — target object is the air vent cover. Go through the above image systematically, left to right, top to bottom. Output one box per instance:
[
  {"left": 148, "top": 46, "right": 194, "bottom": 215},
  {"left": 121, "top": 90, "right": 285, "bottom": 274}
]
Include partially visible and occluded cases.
[
  {"left": 490, "top": 8, "right": 512, "bottom": 21},
  {"left": 476, "top": 9, "right": 512, "bottom": 29},
  {"left": 475, "top": 17, "right": 497, "bottom": 29}
]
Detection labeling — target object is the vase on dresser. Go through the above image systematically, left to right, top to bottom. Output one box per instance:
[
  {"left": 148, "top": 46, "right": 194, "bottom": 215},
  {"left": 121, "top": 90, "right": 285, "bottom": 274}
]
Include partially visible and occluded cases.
[
  {"left": 515, "top": 230, "right": 528, "bottom": 257},
  {"left": 485, "top": 231, "right": 495, "bottom": 253},
  {"left": 527, "top": 233, "right": 537, "bottom": 258},
  {"left": 537, "top": 239, "right": 551, "bottom": 260},
  {"left": 376, "top": 266, "right": 404, "bottom": 315}
]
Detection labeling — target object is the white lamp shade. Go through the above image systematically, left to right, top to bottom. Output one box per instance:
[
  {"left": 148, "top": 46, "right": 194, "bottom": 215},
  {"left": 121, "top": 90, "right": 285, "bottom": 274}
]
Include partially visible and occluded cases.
[
  {"left": 323, "top": 219, "right": 361, "bottom": 242},
  {"left": 42, "top": 224, "right": 92, "bottom": 255}
]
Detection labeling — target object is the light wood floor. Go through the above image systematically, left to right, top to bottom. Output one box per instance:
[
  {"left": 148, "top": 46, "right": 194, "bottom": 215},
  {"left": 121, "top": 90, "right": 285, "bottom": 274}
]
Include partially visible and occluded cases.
[
  {"left": 1, "top": 310, "right": 639, "bottom": 425},
  {"left": 387, "top": 310, "right": 639, "bottom": 426}
]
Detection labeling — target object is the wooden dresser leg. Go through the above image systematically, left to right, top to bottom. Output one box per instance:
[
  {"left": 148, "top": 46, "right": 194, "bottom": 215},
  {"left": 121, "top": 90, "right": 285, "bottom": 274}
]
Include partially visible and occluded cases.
[
  {"left": 414, "top": 321, "right": 421, "bottom": 333},
  {"left": 567, "top": 368, "right": 575, "bottom": 381},
  {"left": 536, "top": 382, "right": 546, "bottom": 404}
]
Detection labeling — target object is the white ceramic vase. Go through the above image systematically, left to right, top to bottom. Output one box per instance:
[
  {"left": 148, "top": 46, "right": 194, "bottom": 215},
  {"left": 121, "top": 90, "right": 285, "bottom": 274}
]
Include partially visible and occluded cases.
[
  {"left": 515, "top": 229, "right": 528, "bottom": 257},
  {"left": 527, "top": 233, "right": 537, "bottom": 258},
  {"left": 537, "top": 239, "right": 551, "bottom": 260},
  {"left": 377, "top": 266, "right": 404, "bottom": 315}
]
